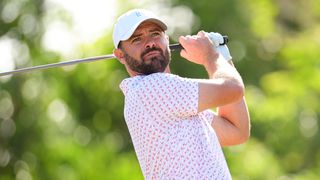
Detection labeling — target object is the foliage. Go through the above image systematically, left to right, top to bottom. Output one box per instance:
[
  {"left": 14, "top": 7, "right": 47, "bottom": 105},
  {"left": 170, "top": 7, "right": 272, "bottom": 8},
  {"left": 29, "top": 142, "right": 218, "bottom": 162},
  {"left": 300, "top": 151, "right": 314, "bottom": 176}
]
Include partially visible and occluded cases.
[{"left": 1, "top": 0, "right": 320, "bottom": 179}]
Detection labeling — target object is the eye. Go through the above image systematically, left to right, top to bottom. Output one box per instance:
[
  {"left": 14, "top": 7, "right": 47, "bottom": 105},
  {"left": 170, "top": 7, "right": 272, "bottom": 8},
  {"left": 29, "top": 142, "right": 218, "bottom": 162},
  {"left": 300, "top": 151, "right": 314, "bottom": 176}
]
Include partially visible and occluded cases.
[
  {"left": 151, "top": 32, "right": 161, "bottom": 37},
  {"left": 131, "top": 37, "right": 141, "bottom": 44}
]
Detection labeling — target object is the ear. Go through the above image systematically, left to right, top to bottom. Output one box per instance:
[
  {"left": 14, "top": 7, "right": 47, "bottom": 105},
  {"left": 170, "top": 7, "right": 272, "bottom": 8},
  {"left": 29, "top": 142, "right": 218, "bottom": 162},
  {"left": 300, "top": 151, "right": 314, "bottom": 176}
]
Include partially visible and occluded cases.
[{"left": 113, "top": 48, "right": 126, "bottom": 64}]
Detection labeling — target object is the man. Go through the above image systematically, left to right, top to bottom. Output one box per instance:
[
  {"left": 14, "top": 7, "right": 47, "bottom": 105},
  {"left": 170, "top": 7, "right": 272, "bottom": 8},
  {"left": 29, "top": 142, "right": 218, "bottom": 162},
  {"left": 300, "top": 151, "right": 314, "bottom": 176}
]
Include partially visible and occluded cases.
[{"left": 113, "top": 9, "right": 250, "bottom": 179}]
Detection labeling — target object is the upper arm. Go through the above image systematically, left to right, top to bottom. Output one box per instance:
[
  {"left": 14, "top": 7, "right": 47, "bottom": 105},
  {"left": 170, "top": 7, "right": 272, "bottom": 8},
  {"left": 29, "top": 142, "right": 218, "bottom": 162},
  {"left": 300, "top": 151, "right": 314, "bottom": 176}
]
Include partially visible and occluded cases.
[
  {"left": 198, "top": 78, "right": 244, "bottom": 112},
  {"left": 211, "top": 97, "right": 250, "bottom": 147},
  {"left": 199, "top": 108, "right": 248, "bottom": 147},
  {"left": 212, "top": 115, "right": 249, "bottom": 147}
]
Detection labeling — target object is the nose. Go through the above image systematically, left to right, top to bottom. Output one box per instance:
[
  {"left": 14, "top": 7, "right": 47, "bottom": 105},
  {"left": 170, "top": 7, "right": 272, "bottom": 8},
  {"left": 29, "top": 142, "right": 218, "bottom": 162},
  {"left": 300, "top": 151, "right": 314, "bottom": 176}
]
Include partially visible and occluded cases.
[{"left": 144, "top": 38, "right": 156, "bottom": 49}]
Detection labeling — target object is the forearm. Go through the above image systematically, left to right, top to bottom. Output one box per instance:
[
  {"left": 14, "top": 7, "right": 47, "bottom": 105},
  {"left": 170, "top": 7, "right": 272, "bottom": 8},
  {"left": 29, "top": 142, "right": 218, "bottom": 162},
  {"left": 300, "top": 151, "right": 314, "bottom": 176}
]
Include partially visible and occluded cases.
[
  {"left": 179, "top": 31, "right": 245, "bottom": 111},
  {"left": 203, "top": 52, "right": 244, "bottom": 102},
  {"left": 197, "top": 56, "right": 245, "bottom": 112}
]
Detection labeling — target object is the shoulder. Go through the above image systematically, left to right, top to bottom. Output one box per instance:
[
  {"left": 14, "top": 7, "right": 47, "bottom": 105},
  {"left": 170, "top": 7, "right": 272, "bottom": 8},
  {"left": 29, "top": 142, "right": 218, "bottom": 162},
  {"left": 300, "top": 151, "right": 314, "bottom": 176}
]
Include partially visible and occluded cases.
[
  {"left": 120, "top": 73, "right": 198, "bottom": 96},
  {"left": 120, "top": 73, "right": 193, "bottom": 89},
  {"left": 143, "top": 73, "right": 198, "bottom": 92},
  {"left": 144, "top": 73, "right": 184, "bottom": 82},
  {"left": 145, "top": 73, "right": 198, "bottom": 85},
  {"left": 119, "top": 75, "right": 142, "bottom": 95}
]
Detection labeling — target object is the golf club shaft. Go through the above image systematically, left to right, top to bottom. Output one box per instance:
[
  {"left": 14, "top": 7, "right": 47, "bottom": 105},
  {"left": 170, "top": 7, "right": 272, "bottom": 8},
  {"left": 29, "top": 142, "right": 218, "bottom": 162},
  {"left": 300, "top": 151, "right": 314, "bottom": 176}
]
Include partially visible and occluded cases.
[
  {"left": 0, "top": 36, "right": 228, "bottom": 77},
  {"left": 0, "top": 45, "right": 176, "bottom": 77},
  {"left": 0, "top": 54, "right": 116, "bottom": 77}
]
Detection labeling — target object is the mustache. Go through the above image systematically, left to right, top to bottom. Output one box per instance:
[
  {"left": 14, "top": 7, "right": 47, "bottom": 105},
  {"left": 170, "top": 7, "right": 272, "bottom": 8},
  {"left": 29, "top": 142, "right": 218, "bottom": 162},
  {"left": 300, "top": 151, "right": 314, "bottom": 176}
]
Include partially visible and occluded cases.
[{"left": 140, "top": 47, "right": 163, "bottom": 59}]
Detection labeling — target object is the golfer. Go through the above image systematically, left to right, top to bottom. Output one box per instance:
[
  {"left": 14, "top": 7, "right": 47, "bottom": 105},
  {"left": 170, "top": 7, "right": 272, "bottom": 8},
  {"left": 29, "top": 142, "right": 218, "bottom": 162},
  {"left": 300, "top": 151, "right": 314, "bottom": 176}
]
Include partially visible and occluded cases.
[{"left": 113, "top": 9, "right": 250, "bottom": 179}]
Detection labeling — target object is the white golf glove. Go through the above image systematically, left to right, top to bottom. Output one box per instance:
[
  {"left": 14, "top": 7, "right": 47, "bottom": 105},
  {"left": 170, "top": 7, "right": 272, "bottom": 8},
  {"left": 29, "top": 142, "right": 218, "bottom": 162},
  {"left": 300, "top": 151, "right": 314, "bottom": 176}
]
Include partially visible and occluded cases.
[
  {"left": 206, "top": 32, "right": 232, "bottom": 61},
  {"left": 216, "top": 45, "right": 232, "bottom": 61}
]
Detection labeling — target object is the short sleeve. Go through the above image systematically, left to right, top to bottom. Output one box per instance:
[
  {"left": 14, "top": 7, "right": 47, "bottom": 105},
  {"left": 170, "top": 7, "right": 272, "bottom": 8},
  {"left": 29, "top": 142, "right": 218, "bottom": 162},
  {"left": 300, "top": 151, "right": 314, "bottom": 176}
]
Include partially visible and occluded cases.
[
  {"left": 136, "top": 73, "right": 198, "bottom": 119},
  {"left": 198, "top": 109, "right": 216, "bottom": 125}
]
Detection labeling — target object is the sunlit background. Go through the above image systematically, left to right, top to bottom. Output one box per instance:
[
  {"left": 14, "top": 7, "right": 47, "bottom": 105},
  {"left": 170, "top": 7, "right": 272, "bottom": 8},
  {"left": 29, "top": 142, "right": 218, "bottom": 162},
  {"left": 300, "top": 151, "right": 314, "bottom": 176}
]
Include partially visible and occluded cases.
[{"left": 1, "top": 0, "right": 320, "bottom": 179}]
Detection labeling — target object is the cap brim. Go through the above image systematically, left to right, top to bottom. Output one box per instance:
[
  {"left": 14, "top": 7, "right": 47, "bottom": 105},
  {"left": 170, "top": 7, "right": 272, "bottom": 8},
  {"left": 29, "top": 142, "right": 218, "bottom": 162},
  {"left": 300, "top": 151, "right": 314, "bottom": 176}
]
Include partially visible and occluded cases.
[{"left": 119, "top": 18, "right": 167, "bottom": 42}]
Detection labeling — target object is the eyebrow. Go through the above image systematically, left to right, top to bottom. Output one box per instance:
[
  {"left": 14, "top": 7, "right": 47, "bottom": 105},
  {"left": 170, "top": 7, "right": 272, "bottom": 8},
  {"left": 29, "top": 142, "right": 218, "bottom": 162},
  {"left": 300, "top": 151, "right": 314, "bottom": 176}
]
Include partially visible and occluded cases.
[
  {"left": 129, "top": 27, "right": 163, "bottom": 41},
  {"left": 129, "top": 33, "right": 143, "bottom": 40}
]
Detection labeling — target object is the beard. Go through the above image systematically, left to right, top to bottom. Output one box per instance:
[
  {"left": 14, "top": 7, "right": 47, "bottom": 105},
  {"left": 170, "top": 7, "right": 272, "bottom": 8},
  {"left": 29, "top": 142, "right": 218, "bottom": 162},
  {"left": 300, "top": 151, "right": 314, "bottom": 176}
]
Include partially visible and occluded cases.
[{"left": 123, "top": 47, "right": 171, "bottom": 75}]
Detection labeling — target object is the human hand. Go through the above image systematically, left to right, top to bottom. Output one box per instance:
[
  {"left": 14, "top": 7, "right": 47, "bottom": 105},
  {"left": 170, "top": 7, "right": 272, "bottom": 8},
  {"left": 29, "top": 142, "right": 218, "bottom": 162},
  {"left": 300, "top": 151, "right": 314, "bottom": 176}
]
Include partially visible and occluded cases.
[{"left": 179, "top": 31, "right": 219, "bottom": 66}]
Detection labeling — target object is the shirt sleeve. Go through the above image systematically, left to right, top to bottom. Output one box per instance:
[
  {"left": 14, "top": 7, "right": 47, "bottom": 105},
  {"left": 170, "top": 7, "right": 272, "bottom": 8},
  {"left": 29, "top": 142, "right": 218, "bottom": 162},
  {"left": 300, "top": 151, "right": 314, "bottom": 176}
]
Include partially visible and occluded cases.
[
  {"left": 137, "top": 73, "right": 198, "bottom": 119},
  {"left": 199, "top": 109, "right": 216, "bottom": 125}
]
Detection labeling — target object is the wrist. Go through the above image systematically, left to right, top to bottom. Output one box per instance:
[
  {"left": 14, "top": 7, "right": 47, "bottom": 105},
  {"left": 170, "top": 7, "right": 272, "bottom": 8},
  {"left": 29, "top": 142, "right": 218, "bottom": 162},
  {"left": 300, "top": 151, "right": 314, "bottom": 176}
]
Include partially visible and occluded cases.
[{"left": 203, "top": 54, "right": 224, "bottom": 77}]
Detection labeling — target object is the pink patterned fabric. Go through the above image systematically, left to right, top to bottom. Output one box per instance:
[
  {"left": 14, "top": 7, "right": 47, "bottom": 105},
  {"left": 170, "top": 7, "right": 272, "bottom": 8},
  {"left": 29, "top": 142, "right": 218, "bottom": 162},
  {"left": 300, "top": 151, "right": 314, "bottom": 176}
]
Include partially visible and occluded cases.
[{"left": 120, "top": 73, "right": 231, "bottom": 179}]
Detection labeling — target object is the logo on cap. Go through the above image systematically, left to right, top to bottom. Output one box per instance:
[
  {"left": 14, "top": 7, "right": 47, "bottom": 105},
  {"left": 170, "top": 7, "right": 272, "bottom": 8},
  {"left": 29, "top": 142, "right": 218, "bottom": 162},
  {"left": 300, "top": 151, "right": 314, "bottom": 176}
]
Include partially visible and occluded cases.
[{"left": 135, "top": 12, "right": 141, "bottom": 17}]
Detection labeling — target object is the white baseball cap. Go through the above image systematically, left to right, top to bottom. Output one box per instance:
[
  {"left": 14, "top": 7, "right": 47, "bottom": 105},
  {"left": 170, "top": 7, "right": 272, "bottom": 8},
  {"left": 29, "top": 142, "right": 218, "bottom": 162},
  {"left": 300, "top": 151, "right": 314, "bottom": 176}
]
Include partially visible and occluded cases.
[{"left": 112, "top": 9, "right": 167, "bottom": 48}]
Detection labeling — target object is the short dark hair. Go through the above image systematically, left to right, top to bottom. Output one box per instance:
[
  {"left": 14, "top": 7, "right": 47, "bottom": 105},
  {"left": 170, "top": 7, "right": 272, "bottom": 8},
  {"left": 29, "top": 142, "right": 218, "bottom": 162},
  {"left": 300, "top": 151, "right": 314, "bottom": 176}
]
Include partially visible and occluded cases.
[{"left": 118, "top": 42, "right": 123, "bottom": 49}]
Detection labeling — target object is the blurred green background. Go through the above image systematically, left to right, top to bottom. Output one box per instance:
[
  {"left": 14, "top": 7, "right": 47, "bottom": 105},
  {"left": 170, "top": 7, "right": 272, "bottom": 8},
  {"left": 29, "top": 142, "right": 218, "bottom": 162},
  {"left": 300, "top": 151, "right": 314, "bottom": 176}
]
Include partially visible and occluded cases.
[{"left": 1, "top": 0, "right": 320, "bottom": 179}]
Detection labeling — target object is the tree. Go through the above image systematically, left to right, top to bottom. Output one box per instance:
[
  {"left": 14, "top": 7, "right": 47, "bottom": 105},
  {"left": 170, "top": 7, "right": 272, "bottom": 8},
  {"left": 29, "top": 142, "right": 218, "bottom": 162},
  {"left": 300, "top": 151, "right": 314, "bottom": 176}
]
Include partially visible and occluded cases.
[{"left": 1, "top": 0, "right": 320, "bottom": 179}]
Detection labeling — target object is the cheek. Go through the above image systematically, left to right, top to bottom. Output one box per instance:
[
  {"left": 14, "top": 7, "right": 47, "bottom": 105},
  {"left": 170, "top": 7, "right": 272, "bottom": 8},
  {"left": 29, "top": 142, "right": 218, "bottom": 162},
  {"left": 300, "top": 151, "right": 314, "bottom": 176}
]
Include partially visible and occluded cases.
[
  {"left": 159, "top": 37, "right": 168, "bottom": 45},
  {"left": 160, "top": 37, "right": 169, "bottom": 50},
  {"left": 126, "top": 47, "right": 143, "bottom": 59}
]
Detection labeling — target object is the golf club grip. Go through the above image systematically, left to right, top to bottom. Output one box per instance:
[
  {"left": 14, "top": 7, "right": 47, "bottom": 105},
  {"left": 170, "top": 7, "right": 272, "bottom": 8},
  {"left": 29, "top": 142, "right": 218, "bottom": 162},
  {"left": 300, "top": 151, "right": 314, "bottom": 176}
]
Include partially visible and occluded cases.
[{"left": 169, "top": 36, "right": 228, "bottom": 51}]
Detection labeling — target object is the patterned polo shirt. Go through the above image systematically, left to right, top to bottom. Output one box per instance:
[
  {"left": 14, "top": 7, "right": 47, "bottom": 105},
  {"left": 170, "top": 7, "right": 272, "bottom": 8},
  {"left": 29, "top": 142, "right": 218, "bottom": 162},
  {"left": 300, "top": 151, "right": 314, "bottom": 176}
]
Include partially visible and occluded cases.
[{"left": 120, "top": 72, "right": 231, "bottom": 179}]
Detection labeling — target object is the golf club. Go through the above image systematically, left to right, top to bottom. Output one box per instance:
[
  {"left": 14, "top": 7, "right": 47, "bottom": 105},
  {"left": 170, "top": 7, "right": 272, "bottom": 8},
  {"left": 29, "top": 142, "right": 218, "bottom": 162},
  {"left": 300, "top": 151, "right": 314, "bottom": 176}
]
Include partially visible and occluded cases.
[{"left": 0, "top": 36, "right": 228, "bottom": 77}]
